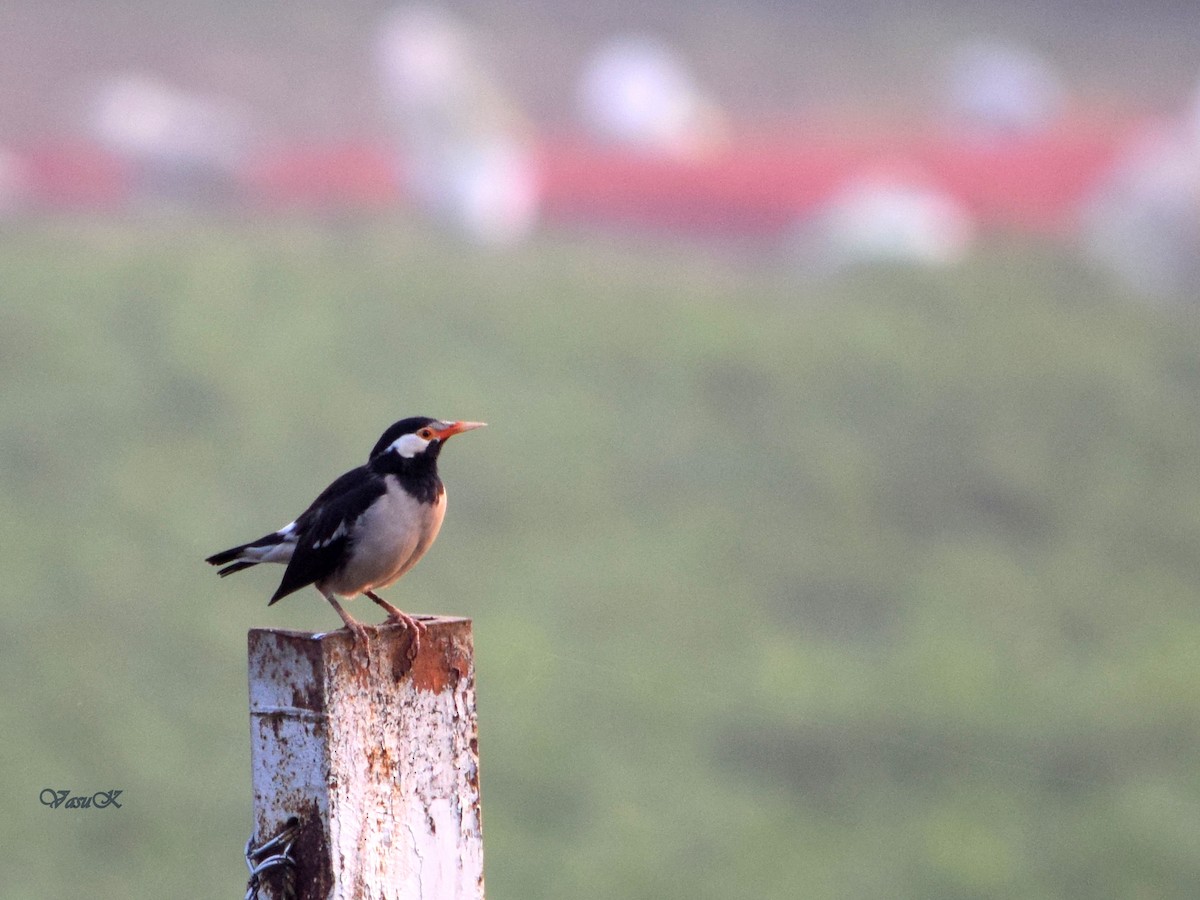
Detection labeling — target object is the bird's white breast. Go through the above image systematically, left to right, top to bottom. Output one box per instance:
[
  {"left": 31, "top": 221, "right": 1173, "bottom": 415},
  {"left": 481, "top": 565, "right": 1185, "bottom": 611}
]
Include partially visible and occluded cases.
[{"left": 325, "top": 475, "right": 446, "bottom": 597}]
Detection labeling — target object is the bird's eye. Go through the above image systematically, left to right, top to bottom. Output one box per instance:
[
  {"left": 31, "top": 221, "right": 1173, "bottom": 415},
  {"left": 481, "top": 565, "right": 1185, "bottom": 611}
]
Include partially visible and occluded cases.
[{"left": 417, "top": 428, "right": 434, "bottom": 440}]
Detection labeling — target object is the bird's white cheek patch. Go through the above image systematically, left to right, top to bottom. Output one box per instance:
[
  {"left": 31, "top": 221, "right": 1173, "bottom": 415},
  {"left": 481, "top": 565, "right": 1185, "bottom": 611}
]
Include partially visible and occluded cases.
[{"left": 389, "top": 432, "right": 431, "bottom": 458}]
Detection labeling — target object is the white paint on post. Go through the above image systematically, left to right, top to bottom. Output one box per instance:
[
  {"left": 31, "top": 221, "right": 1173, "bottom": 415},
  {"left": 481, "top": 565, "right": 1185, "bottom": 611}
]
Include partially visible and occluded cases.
[{"left": 249, "top": 618, "right": 484, "bottom": 900}]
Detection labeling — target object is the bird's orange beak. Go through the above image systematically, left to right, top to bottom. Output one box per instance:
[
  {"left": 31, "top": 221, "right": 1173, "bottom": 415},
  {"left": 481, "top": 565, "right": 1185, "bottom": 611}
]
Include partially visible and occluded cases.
[{"left": 433, "top": 420, "right": 487, "bottom": 440}]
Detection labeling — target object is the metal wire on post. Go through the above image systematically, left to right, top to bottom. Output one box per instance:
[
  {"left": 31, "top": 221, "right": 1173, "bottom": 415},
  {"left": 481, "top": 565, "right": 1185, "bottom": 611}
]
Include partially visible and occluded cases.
[{"left": 244, "top": 816, "right": 300, "bottom": 900}]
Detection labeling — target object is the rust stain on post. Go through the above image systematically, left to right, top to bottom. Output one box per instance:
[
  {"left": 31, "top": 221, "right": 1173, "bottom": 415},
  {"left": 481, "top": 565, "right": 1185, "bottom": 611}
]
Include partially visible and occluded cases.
[
  {"left": 249, "top": 617, "right": 484, "bottom": 900},
  {"left": 408, "top": 618, "right": 473, "bottom": 693}
]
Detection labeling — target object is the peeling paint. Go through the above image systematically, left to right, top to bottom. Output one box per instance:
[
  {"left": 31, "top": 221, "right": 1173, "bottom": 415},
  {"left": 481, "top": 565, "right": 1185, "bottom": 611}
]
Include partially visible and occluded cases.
[{"left": 249, "top": 617, "right": 484, "bottom": 899}]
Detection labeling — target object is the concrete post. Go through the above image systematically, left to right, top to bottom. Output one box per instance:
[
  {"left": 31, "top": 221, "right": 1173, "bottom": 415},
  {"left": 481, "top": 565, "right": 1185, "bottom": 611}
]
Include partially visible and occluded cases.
[{"left": 248, "top": 618, "right": 484, "bottom": 899}]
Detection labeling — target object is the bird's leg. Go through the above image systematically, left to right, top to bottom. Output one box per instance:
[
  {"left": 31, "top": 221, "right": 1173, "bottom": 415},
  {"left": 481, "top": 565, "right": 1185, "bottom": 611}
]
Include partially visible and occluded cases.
[
  {"left": 321, "top": 590, "right": 371, "bottom": 653},
  {"left": 363, "top": 590, "right": 426, "bottom": 656}
]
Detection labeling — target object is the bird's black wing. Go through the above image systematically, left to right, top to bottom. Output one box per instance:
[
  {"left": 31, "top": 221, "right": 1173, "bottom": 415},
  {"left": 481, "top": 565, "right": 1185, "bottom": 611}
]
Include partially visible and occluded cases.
[{"left": 268, "top": 466, "right": 383, "bottom": 605}]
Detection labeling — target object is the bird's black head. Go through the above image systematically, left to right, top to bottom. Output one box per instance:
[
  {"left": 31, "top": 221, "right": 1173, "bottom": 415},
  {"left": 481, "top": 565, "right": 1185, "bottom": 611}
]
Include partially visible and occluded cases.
[{"left": 368, "top": 417, "right": 487, "bottom": 465}]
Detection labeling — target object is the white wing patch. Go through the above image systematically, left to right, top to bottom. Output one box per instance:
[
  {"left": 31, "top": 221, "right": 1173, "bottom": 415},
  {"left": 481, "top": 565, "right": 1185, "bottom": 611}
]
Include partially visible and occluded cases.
[{"left": 313, "top": 520, "right": 348, "bottom": 549}]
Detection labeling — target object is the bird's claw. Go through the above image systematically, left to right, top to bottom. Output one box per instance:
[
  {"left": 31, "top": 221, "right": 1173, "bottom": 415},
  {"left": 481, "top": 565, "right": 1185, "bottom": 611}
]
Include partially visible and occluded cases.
[
  {"left": 384, "top": 611, "right": 425, "bottom": 659},
  {"left": 344, "top": 621, "right": 372, "bottom": 660}
]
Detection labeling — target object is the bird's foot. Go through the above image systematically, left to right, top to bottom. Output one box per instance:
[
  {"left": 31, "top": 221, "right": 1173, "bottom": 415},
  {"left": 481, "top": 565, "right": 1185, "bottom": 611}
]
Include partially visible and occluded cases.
[
  {"left": 364, "top": 590, "right": 426, "bottom": 659},
  {"left": 324, "top": 593, "right": 371, "bottom": 663},
  {"left": 385, "top": 608, "right": 427, "bottom": 634},
  {"left": 384, "top": 609, "right": 425, "bottom": 660},
  {"left": 345, "top": 620, "right": 372, "bottom": 653}
]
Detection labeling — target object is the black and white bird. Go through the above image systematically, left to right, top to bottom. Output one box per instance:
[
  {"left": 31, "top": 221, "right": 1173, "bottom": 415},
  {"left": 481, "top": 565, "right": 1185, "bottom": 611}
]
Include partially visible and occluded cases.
[{"left": 206, "top": 417, "right": 485, "bottom": 650}]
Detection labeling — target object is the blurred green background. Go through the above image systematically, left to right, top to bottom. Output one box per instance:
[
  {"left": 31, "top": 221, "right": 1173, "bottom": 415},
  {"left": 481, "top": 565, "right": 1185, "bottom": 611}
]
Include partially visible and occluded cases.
[
  {"left": 4, "top": 2, "right": 1200, "bottom": 899},
  {"left": 4, "top": 220, "right": 1200, "bottom": 898}
]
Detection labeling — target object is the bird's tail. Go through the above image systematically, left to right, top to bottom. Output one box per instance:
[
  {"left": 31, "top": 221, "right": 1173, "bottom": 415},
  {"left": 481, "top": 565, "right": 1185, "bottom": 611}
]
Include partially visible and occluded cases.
[
  {"left": 207, "top": 526, "right": 297, "bottom": 577},
  {"left": 205, "top": 544, "right": 261, "bottom": 577}
]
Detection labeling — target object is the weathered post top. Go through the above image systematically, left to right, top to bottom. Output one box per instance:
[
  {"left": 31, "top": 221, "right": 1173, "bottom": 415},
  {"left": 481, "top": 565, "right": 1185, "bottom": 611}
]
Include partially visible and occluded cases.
[{"left": 248, "top": 617, "right": 484, "bottom": 900}]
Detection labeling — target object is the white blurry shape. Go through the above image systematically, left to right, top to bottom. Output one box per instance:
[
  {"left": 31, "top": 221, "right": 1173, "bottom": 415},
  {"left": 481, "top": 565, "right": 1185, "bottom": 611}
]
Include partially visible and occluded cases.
[
  {"left": 374, "top": 5, "right": 538, "bottom": 245},
  {"left": 377, "top": 6, "right": 469, "bottom": 114},
  {"left": 577, "top": 35, "right": 725, "bottom": 158},
  {"left": 941, "top": 39, "right": 1066, "bottom": 137},
  {"left": 89, "top": 74, "right": 248, "bottom": 173},
  {"left": 1080, "top": 123, "right": 1200, "bottom": 300},
  {"left": 431, "top": 140, "right": 538, "bottom": 246},
  {"left": 794, "top": 172, "right": 974, "bottom": 271}
]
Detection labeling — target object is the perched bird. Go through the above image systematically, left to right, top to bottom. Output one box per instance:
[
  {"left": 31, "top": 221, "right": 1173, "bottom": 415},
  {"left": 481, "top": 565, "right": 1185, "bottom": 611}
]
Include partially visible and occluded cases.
[{"left": 206, "top": 417, "right": 486, "bottom": 651}]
